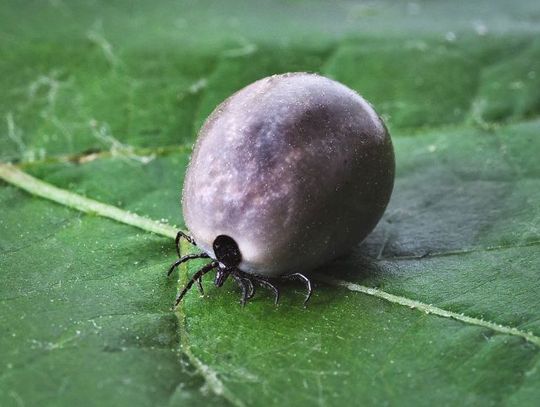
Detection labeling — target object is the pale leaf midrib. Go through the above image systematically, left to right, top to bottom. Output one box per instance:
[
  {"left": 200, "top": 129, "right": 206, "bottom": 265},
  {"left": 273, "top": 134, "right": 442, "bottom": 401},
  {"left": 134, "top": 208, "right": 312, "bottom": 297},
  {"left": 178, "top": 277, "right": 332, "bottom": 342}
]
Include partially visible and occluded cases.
[
  {"left": 0, "top": 162, "right": 538, "bottom": 350},
  {"left": 0, "top": 163, "right": 240, "bottom": 406},
  {"left": 316, "top": 275, "right": 540, "bottom": 347}
]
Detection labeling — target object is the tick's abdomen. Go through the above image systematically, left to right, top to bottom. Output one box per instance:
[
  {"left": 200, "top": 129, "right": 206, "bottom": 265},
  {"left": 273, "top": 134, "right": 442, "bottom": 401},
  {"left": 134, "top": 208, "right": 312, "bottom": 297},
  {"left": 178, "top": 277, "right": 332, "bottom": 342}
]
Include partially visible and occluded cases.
[{"left": 182, "top": 73, "right": 394, "bottom": 277}]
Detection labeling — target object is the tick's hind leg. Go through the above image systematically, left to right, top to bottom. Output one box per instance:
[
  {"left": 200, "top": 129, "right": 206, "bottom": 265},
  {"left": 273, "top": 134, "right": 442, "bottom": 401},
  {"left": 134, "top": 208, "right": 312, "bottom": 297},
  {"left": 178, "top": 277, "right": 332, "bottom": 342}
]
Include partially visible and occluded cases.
[
  {"left": 174, "top": 230, "right": 197, "bottom": 258},
  {"left": 231, "top": 270, "right": 256, "bottom": 306},
  {"left": 282, "top": 273, "right": 313, "bottom": 307},
  {"left": 231, "top": 274, "right": 250, "bottom": 307},
  {"left": 249, "top": 275, "right": 280, "bottom": 305},
  {"left": 243, "top": 277, "right": 255, "bottom": 300}
]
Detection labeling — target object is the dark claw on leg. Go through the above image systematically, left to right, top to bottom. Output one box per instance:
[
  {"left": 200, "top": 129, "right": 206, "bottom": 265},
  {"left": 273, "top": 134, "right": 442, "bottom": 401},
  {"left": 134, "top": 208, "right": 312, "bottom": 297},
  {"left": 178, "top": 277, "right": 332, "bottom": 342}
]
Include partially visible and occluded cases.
[
  {"left": 284, "top": 273, "right": 313, "bottom": 307},
  {"left": 196, "top": 278, "right": 204, "bottom": 296}
]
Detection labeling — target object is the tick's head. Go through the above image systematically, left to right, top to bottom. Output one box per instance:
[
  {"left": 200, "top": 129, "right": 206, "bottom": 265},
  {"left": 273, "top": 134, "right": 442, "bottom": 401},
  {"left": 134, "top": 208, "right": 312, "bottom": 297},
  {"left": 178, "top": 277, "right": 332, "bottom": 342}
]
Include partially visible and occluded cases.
[{"left": 212, "top": 235, "right": 241, "bottom": 268}]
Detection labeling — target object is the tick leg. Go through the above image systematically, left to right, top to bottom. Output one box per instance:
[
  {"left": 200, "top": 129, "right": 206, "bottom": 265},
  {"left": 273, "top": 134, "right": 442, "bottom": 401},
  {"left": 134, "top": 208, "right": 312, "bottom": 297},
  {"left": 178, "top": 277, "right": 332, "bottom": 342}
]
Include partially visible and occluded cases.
[
  {"left": 174, "top": 230, "right": 197, "bottom": 258},
  {"left": 167, "top": 253, "right": 210, "bottom": 276},
  {"left": 174, "top": 261, "right": 218, "bottom": 307},
  {"left": 232, "top": 271, "right": 256, "bottom": 300},
  {"left": 283, "top": 273, "right": 313, "bottom": 307},
  {"left": 232, "top": 274, "right": 249, "bottom": 307},
  {"left": 251, "top": 275, "right": 280, "bottom": 305},
  {"left": 243, "top": 276, "right": 255, "bottom": 300},
  {"left": 196, "top": 277, "right": 204, "bottom": 296}
]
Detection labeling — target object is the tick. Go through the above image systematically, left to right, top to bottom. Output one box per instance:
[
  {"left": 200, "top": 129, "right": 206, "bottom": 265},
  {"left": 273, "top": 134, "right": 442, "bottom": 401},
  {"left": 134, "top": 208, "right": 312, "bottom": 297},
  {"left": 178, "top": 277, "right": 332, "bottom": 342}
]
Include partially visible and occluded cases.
[{"left": 169, "top": 72, "right": 395, "bottom": 307}]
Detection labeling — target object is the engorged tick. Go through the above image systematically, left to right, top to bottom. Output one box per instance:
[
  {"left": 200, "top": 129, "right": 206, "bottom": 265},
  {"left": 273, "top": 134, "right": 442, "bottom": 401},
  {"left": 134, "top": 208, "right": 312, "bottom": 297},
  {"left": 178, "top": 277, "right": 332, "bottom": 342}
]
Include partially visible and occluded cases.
[{"left": 168, "top": 72, "right": 395, "bottom": 307}]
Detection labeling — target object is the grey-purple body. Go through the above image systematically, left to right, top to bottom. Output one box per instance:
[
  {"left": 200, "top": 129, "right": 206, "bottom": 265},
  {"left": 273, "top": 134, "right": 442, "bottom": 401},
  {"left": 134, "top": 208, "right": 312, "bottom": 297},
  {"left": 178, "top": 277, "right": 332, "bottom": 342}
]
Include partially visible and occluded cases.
[{"left": 182, "top": 73, "right": 394, "bottom": 277}]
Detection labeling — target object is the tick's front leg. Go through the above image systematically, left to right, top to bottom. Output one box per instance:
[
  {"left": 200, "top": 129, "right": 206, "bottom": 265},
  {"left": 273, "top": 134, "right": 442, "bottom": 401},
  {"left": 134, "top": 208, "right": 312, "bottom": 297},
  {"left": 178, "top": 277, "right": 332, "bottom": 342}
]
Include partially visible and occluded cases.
[
  {"left": 174, "top": 230, "right": 197, "bottom": 258},
  {"left": 168, "top": 252, "right": 210, "bottom": 276}
]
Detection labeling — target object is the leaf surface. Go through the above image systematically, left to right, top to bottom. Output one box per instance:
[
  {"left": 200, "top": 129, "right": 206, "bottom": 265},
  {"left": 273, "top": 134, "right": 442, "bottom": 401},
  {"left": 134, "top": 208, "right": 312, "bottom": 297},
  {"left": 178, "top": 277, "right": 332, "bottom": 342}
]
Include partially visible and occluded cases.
[{"left": 1, "top": 1, "right": 539, "bottom": 406}]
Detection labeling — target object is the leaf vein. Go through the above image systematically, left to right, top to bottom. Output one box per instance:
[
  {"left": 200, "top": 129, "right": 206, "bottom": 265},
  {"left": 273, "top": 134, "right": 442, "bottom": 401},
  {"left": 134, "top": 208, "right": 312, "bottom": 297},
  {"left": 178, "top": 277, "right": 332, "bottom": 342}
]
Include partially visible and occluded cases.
[
  {"left": 0, "top": 163, "right": 239, "bottom": 405},
  {"left": 1, "top": 163, "right": 539, "bottom": 356},
  {"left": 316, "top": 274, "right": 540, "bottom": 347}
]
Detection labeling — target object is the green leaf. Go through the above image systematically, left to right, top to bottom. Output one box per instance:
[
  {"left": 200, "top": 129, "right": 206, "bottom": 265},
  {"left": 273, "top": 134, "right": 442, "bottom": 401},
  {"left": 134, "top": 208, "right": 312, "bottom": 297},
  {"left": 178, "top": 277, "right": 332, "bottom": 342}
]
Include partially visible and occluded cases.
[{"left": 1, "top": 1, "right": 539, "bottom": 406}]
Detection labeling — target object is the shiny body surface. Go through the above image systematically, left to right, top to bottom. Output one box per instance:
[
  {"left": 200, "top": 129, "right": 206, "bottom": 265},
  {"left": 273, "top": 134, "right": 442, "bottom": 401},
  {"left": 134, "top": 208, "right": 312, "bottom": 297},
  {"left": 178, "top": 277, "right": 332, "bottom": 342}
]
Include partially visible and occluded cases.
[{"left": 183, "top": 73, "right": 394, "bottom": 277}]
